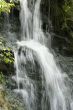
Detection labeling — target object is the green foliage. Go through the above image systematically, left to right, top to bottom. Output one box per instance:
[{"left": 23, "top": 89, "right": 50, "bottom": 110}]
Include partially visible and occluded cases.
[
  {"left": 0, "top": 0, "right": 15, "bottom": 13},
  {"left": 49, "top": 0, "right": 73, "bottom": 35},
  {"left": 62, "top": 0, "right": 73, "bottom": 29},
  {"left": 0, "top": 48, "right": 14, "bottom": 64}
]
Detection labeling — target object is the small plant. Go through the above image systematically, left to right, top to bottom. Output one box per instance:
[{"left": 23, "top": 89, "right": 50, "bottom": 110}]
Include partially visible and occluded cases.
[
  {"left": 0, "top": 0, "right": 15, "bottom": 13},
  {"left": 0, "top": 48, "right": 14, "bottom": 64}
]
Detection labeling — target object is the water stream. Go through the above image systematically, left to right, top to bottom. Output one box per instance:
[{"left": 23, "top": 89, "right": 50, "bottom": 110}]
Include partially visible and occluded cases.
[{"left": 14, "top": 0, "right": 73, "bottom": 110}]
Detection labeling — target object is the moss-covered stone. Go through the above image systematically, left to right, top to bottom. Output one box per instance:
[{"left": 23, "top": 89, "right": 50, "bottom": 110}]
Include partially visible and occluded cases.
[
  {"left": 0, "top": 48, "right": 14, "bottom": 75},
  {"left": 0, "top": 72, "right": 5, "bottom": 84},
  {"left": 0, "top": 85, "right": 25, "bottom": 110},
  {"left": 0, "top": 86, "right": 12, "bottom": 110}
]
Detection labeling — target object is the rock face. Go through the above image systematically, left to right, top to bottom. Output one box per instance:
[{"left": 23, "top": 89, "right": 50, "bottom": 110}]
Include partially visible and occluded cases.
[
  {"left": 40, "top": 0, "right": 73, "bottom": 56},
  {"left": 0, "top": 46, "right": 25, "bottom": 110},
  {"left": 0, "top": 84, "right": 25, "bottom": 110},
  {"left": 0, "top": 88, "right": 10, "bottom": 110}
]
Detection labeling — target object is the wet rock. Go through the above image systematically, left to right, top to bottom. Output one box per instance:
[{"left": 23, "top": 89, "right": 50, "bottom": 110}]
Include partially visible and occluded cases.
[
  {"left": 0, "top": 84, "right": 25, "bottom": 110},
  {"left": 0, "top": 85, "right": 11, "bottom": 110}
]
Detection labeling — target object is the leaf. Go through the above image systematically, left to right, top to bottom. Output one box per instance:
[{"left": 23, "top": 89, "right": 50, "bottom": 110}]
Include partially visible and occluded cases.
[{"left": 0, "top": 0, "right": 15, "bottom": 14}]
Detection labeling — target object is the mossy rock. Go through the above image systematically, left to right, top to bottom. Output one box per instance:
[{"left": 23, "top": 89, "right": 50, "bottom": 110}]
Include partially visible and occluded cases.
[
  {"left": 0, "top": 48, "right": 14, "bottom": 75},
  {"left": 0, "top": 85, "right": 25, "bottom": 110},
  {"left": 0, "top": 86, "right": 12, "bottom": 110}
]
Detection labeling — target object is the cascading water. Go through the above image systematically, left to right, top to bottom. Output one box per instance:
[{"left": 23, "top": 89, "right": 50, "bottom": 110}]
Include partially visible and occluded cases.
[{"left": 14, "top": 0, "right": 73, "bottom": 110}]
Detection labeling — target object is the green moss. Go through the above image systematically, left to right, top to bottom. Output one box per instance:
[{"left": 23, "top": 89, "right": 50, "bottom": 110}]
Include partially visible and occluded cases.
[
  {"left": 0, "top": 36, "right": 6, "bottom": 48},
  {"left": 0, "top": 72, "right": 5, "bottom": 84},
  {"left": 0, "top": 89, "right": 13, "bottom": 110}
]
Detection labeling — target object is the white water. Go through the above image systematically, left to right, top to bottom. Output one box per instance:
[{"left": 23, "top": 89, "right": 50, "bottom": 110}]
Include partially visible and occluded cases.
[{"left": 14, "top": 0, "right": 73, "bottom": 110}]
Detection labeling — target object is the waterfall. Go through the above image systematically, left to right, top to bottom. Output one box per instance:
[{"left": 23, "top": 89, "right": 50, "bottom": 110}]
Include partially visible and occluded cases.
[
  {"left": 14, "top": 0, "right": 73, "bottom": 110},
  {"left": 20, "top": 0, "right": 33, "bottom": 40}
]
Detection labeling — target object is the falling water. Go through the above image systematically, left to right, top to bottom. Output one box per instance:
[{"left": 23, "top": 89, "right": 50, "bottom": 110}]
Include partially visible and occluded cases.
[{"left": 14, "top": 0, "right": 73, "bottom": 110}]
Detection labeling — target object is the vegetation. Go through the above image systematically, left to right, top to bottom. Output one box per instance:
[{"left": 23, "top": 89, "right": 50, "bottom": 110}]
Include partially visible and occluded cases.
[
  {"left": 0, "top": 0, "right": 15, "bottom": 13},
  {"left": 42, "top": 0, "right": 73, "bottom": 54},
  {"left": 0, "top": 47, "right": 14, "bottom": 75},
  {"left": 0, "top": 48, "right": 14, "bottom": 64},
  {"left": 0, "top": 72, "right": 5, "bottom": 84}
]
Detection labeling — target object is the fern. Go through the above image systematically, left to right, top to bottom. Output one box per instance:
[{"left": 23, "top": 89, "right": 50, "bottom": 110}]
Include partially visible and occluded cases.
[{"left": 0, "top": 0, "right": 15, "bottom": 13}]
